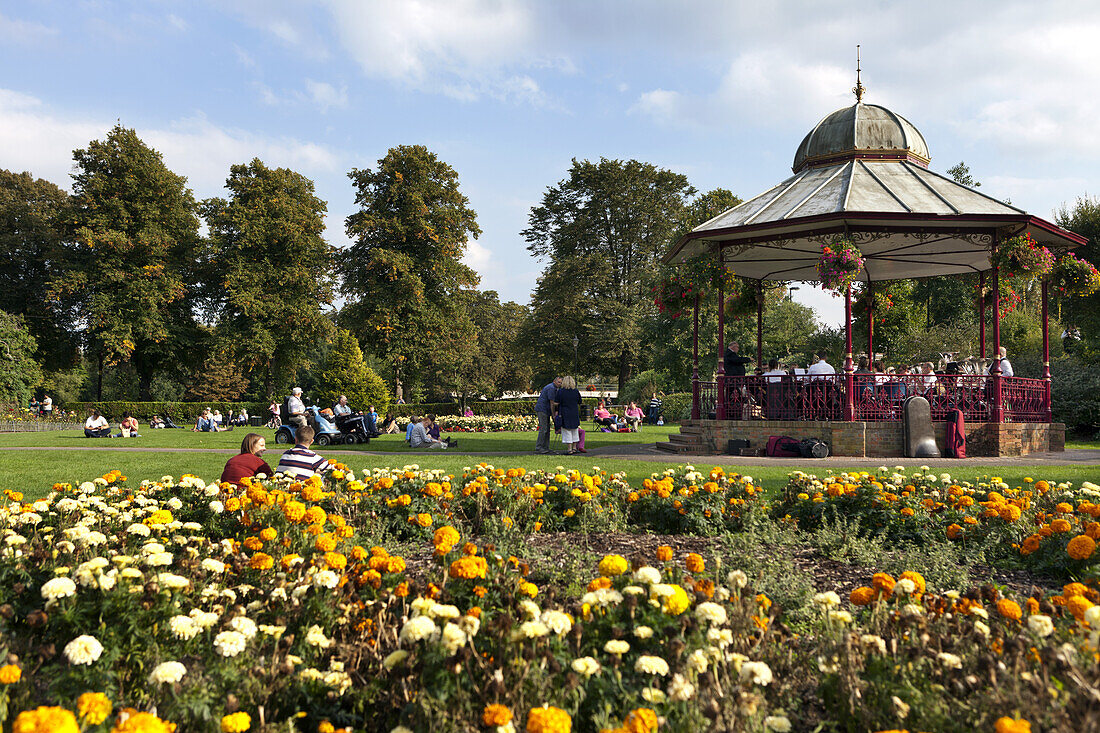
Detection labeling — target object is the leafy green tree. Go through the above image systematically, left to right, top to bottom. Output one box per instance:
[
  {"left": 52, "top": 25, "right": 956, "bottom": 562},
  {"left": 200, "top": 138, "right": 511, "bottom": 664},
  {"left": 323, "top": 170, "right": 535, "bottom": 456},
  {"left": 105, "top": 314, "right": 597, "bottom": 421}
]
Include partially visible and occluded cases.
[
  {"left": 51, "top": 125, "right": 202, "bottom": 400},
  {"left": 339, "top": 146, "right": 481, "bottom": 396},
  {"left": 202, "top": 158, "right": 336, "bottom": 397},
  {"left": 523, "top": 158, "right": 696, "bottom": 393},
  {"left": 946, "top": 161, "right": 980, "bottom": 188},
  {"left": 0, "top": 170, "right": 78, "bottom": 370},
  {"left": 1055, "top": 196, "right": 1100, "bottom": 361},
  {"left": 0, "top": 312, "right": 43, "bottom": 405},
  {"left": 315, "top": 329, "right": 389, "bottom": 411},
  {"left": 184, "top": 351, "right": 250, "bottom": 401}
]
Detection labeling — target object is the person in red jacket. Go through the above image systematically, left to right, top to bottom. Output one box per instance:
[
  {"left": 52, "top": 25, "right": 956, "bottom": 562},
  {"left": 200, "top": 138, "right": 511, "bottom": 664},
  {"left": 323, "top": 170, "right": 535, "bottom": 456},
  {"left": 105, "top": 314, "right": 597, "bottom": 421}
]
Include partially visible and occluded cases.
[{"left": 221, "top": 433, "right": 275, "bottom": 487}]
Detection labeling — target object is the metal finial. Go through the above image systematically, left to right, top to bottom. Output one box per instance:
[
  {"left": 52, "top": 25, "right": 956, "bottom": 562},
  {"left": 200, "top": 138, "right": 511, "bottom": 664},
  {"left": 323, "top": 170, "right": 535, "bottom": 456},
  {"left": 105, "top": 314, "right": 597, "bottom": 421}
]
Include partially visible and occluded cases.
[{"left": 853, "top": 45, "right": 865, "bottom": 103}]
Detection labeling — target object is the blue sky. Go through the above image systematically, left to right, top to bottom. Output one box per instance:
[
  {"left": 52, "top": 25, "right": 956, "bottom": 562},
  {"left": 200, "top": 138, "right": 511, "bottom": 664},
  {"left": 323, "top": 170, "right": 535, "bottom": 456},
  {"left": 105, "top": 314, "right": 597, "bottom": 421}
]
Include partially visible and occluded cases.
[{"left": 3, "top": 1, "right": 1098, "bottom": 326}]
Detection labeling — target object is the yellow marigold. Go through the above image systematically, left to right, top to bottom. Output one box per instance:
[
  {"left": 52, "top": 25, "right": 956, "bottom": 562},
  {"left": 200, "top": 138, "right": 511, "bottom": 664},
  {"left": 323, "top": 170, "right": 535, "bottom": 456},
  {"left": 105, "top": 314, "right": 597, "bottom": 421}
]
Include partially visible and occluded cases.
[
  {"left": 301, "top": 484, "right": 323, "bottom": 502},
  {"left": 224, "top": 497, "right": 241, "bottom": 512},
  {"left": 304, "top": 506, "right": 327, "bottom": 525},
  {"left": 899, "top": 507, "right": 915, "bottom": 518},
  {"left": 144, "top": 509, "right": 173, "bottom": 526},
  {"left": 415, "top": 513, "right": 433, "bottom": 528},
  {"left": 1051, "top": 519, "right": 1072, "bottom": 533},
  {"left": 433, "top": 526, "right": 460, "bottom": 550},
  {"left": 259, "top": 527, "right": 278, "bottom": 542},
  {"left": 315, "top": 533, "right": 338, "bottom": 552},
  {"left": 1020, "top": 535, "right": 1042, "bottom": 556},
  {"left": 1068, "top": 535, "right": 1097, "bottom": 561},
  {"left": 242, "top": 536, "right": 263, "bottom": 551},
  {"left": 350, "top": 545, "right": 368, "bottom": 562},
  {"left": 655, "top": 545, "right": 673, "bottom": 562},
  {"left": 324, "top": 552, "right": 347, "bottom": 570},
  {"left": 249, "top": 553, "right": 274, "bottom": 571},
  {"left": 685, "top": 553, "right": 705, "bottom": 573},
  {"left": 598, "top": 555, "right": 629, "bottom": 576},
  {"left": 384, "top": 556, "right": 406, "bottom": 574},
  {"left": 450, "top": 556, "right": 488, "bottom": 580},
  {"left": 359, "top": 569, "right": 381, "bottom": 589},
  {"left": 872, "top": 572, "right": 895, "bottom": 597},
  {"left": 519, "top": 581, "right": 539, "bottom": 598},
  {"left": 1064, "top": 582, "right": 1089, "bottom": 598},
  {"left": 663, "top": 584, "right": 691, "bottom": 615},
  {"left": 850, "top": 586, "right": 876, "bottom": 606},
  {"left": 1066, "top": 594, "right": 1094, "bottom": 622},
  {"left": 996, "top": 598, "right": 1022, "bottom": 622},
  {"left": 0, "top": 664, "right": 20, "bottom": 684},
  {"left": 77, "top": 693, "right": 112, "bottom": 725},
  {"left": 482, "top": 704, "right": 513, "bottom": 726},
  {"left": 526, "top": 705, "right": 571, "bottom": 733},
  {"left": 13, "top": 706, "right": 79, "bottom": 733},
  {"left": 623, "top": 708, "right": 658, "bottom": 733},
  {"left": 111, "top": 710, "right": 176, "bottom": 733},
  {"left": 221, "top": 712, "right": 251, "bottom": 732},
  {"left": 994, "top": 717, "right": 1031, "bottom": 733},
  {"left": 318, "top": 721, "right": 335, "bottom": 733}
]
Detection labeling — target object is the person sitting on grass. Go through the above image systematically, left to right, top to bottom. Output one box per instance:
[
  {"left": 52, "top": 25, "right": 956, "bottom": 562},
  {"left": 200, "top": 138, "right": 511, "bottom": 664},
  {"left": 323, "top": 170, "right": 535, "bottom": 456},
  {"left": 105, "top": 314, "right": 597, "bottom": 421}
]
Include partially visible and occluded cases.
[
  {"left": 624, "top": 402, "right": 644, "bottom": 431},
  {"left": 593, "top": 403, "right": 616, "bottom": 431},
  {"left": 193, "top": 409, "right": 223, "bottom": 432},
  {"left": 84, "top": 410, "right": 110, "bottom": 438},
  {"left": 380, "top": 412, "right": 399, "bottom": 434},
  {"left": 116, "top": 413, "right": 140, "bottom": 438},
  {"left": 425, "top": 413, "right": 457, "bottom": 448},
  {"left": 149, "top": 415, "right": 166, "bottom": 429},
  {"left": 405, "top": 416, "right": 420, "bottom": 444},
  {"left": 410, "top": 416, "right": 450, "bottom": 449},
  {"left": 276, "top": 425, "right": 330, "bottom": 479},
  {"left": 221, "top": 432, "right": 275, "bottom": 488}
]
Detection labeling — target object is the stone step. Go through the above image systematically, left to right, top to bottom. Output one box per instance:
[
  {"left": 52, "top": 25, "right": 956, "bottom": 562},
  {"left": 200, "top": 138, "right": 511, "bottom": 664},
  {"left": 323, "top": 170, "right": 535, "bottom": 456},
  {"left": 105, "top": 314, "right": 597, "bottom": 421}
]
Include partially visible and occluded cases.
[
  {"left": 669, "top": 433, "right": 702, "bottom": 446},
  {"left": 654, "top": 441, "right": 696, "bottom": 454}
]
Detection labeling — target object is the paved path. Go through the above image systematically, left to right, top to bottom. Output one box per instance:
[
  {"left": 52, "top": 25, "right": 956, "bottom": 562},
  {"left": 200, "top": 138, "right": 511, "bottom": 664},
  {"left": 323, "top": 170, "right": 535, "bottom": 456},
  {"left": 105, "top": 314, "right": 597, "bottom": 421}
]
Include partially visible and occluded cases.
[{"left": 3, "top": 444, "right": 1099, "bottom": 465}]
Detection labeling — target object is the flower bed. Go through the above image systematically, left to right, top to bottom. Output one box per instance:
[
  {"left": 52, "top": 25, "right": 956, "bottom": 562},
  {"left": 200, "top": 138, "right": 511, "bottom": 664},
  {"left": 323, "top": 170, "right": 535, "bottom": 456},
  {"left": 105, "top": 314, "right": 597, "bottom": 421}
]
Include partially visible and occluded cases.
[
  {"left": 397, "top": 414, "right": 540, "bottom": 432},
  {"left": 1, "top": 466, "right": 1098, "bottom": 730}
]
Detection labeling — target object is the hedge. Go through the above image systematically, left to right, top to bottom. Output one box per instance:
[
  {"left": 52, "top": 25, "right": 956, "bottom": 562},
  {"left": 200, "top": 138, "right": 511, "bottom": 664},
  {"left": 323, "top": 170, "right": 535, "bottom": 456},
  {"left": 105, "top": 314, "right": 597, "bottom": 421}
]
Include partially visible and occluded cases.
[
  {"left": 391, "top": 398, "right": 610, "bottom": 419},
  {"left": 65, "top": 402, "right": 270, "bottom": 422}
]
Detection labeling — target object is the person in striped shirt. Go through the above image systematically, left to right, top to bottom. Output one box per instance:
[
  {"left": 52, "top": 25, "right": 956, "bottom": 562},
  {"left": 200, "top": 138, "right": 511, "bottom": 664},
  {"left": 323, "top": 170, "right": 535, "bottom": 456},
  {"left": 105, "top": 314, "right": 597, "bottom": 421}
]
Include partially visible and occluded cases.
[{"left": 275, "top": 426, "right": 330, "bottom": 479}]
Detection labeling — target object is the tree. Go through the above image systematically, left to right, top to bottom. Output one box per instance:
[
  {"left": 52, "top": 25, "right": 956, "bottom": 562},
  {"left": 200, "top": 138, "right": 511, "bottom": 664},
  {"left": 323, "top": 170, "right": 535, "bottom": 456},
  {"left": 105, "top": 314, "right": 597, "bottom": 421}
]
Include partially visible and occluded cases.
[
  {"left": 51, "top": 125, "right": 202, "bottom": 400},
  {"left": 339, "top": 146, "right": 481, "bottom": 396},
  {"left": 202, "top": 158, "right": 336, "bottom": 397},
  {"left": 523, "top": 158, "right": 696, "bottom": 393},
  {"left": 946, "top": 161, "right": 980, "bottom": 188},
  {"left": 0, "top": 170, "right": 77, "bottom": 369},
  {"left": 1055, "top": 196, "right": 1100, "bottom": 361},
  {"left": 0, "top": 312, "right": 43, "bottom": 405},
  {"left": 315, "top": 329, "right": 389, "bottom": 411},
  {"left": 184, "top": 352, "right": 250, "bottom": 401}
]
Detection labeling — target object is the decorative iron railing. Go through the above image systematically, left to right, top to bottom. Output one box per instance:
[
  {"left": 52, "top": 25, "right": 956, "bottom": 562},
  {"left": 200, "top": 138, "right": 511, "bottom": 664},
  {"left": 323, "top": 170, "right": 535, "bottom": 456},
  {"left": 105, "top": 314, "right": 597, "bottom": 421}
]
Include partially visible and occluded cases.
[{"left": 691, "top": 374, "right": 1051, "bottom": 423}]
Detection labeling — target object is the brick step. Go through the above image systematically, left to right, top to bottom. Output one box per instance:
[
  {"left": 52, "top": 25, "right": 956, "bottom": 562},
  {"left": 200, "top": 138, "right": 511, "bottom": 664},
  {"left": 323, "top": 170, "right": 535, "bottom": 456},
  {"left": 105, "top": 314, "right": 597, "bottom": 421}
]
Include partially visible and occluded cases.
[
  {"left": 668, "top": 433, "right": 702, "bottom": 446},
  {"left": 654, "top": 441, "right": 698, "bottom": 454}
]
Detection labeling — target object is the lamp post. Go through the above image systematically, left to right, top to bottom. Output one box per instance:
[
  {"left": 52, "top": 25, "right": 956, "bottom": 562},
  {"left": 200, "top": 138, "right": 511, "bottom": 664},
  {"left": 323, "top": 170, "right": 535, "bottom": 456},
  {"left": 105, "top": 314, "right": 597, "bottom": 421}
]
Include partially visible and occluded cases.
[
  {"left": 788, "top": 286, "right": 799, "bottom": 301},
  {"left": 572, "top": 335, "right": 579, "bottom": 377}
]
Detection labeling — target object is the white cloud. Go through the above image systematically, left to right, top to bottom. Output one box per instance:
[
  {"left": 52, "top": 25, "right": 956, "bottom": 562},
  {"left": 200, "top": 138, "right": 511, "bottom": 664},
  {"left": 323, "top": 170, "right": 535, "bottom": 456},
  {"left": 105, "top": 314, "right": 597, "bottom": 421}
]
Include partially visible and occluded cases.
[
  {"left": 320, "top": 0, "right": 561, "bottom": 104},
  {"left": 0, "top": 12, "right": 58, "bottom": 43},
  {"left": 166, "top": 13, "right": 188, "bottom": 31},
  {"left": 304, "top": 80, "right": 348, "bottom": 112},
  {"left": 0, "top": 89, "right": 340, "bottom": 198},
  {"left": 629, "top": 89, "right": 685, "bottom": 126}
]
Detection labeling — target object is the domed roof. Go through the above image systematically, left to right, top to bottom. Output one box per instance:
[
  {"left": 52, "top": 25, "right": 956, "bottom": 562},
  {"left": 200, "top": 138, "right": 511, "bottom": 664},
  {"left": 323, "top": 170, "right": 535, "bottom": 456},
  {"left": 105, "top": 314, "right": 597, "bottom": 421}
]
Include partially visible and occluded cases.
[{"left": 792, "top": 103, "right": 930, "bottom": 173}]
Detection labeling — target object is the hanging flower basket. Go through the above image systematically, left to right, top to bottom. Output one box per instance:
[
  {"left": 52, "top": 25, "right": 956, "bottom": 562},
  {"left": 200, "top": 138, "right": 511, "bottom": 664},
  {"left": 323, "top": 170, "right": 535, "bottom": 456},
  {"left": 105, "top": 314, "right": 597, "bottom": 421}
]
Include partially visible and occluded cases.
[
  {"left": 992, "top": 234, "right": 1055, "bottom": 282},
  {"left": 816, "top": 239, "right": 865, "bottom": 292},
  {"left": 1051, "top": 252, "right": 1100, "bottom": 297},
  {"left": 652, "top": 274, "right": 697, "bottom": 319},
  {"left": 723, "top": 281, "right": 759, "bottom": 320}
]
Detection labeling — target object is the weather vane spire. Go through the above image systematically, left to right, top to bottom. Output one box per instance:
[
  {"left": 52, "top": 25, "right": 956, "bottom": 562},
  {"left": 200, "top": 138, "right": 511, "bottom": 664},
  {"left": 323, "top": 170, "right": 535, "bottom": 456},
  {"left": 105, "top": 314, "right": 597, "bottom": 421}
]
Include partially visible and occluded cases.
[{"left": 853, "top": 45, "right": 865, "bottom": 103}]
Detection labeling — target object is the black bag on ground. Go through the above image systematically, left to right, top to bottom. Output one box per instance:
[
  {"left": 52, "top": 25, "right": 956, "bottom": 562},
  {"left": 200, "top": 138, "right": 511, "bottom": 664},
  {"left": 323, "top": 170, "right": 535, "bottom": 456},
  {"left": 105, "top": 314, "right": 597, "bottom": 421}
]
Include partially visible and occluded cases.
[
  {"left": 766, "top": 435, "right": 802, "bottom": 458},
  {"left": 799, "top": 438, "right": 830, "bottom": 458}
]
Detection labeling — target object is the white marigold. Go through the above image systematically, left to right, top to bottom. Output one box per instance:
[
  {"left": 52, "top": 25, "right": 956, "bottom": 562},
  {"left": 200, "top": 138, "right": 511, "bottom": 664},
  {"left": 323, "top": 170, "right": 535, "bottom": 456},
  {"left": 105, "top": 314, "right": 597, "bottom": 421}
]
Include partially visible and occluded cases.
[
  {"left": 208, "top": 500, "right": 224, "bottom": 514},
  {"left": 127, "top": 523, "right": 151, "bottom": 537},
  {"left": 144, "top": 552, "right": 173, "bottom": 567},
  {"left": 201, "top": 559, "right": 226, "bottom": 573},
  {"left": 632, "top": 566, "right": 661, "bottom": 585},
  {"left": 727, "top": 569, "right": 748, "bottom": 588},
  {"left": 313, "top": 570, "right": 339, "bottom": 589},
  {"left": 154, "top": 573, "right": 190, "bottom": 590},
  {"left": 41, "top": 577, "right": 77, "bottom": 601},
  {"left": 893, "top": 578, "right": 917, "bottom": 597},
  {"left": 813, "top": 591, "right": 841, "bottom": 609},
  {"left": 695, "top": 602, "right": 727, "bottom": 625},
  {"left": 430, "top": 604, "right": 461, "bottom": 621},
  {"left": 190, "top": 610, "right": 219, "bottom": 629},
  {"left": 541, "top": 610, "right": 572, "bottom": 635},
  {"left": 1028, "top": 614, "right": 1055, "bottom": 637},
  {"left": 229, "top": 616, "right": 258, "bottom": 639},
  {"left": 400, "top": 616, "right": 438, "bottom": 644},
  {"left": 517, "top": 621, "right": 549, "bottom": 639},
  {"left": 440, "top": 622, "right": 468, "bottom": 655},
  {"left": 305, "top": 624, "right": 333, "bottom": 648},
  {"left": 634, "top": 625, "right": 654, "bottom": 639},
  {"left": 213, "top": 630, "right": 247, "bottom": 657},
  {"left": 860, "top": 634, "right": 886, "bottom": 654},
  {"left": 64, "top": 635, "right": 103, "bottom": 665},
  {"left": 603, "top": 639, "right": 630, "bottom": 655},
  {"left": 688, "top": 649, "right": 709, "bottom": 673},
  {"left": 383, "top": 650, "right": 409, "bottom": 669},
  {"left": 937, "top": 652, "right": 963, "bottom": 669},
  {"left": 635, "top": 655, "right": 669, "bottom": 676},
  {"left": 571, "top": 656, "right": 601, "bottom": 676},
  {"left": 149, "top": 660, "right": 186, "bottom": 684},
  {"left": 740, "top": 661, "right": 773, "bottom": 686},
  {"left": 667, "top": 672, "right": 695, "bottom": 701},
  {"left": 764, "top": 715, "right": 792, "bottom": 732}
]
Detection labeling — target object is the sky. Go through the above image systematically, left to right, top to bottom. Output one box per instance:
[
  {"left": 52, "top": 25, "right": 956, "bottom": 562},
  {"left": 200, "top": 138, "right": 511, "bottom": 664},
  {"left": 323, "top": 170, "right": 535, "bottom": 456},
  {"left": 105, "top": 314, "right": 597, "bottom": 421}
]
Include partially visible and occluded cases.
[{"left": 2, "top": 0, "right": 1099, "bottom": 326}]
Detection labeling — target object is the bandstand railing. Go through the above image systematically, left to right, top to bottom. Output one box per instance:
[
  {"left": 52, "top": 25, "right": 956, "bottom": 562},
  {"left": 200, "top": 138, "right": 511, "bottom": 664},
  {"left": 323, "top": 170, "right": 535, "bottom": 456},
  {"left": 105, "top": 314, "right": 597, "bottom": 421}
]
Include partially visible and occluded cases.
[{"left": 691, "top": 374, "right": 1051, "bottom": 423}]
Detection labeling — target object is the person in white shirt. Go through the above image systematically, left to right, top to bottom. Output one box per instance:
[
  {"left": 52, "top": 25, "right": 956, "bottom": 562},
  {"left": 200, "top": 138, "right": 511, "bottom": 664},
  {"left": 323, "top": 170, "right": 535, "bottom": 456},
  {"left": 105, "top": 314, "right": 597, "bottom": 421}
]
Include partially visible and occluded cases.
[
  {"left": 987, "top": 346, "right": 1014, "bottom": 377},
  {"left": 808, "top": 355, "right": 836, "bottom": 381},
  {"left": 762, "top": 359, "right": 787, "bottom": 383},
  {"left": 920, "top": 362, "right": 938, "bottom": 392},
  {"left": 286, "top": 387, "right": 307, "bottom": 429},
  {"left": 41, "top": 395, "right": 53, "bottom": 416},
  {"left": 84, "top": 410, "right": 110, "bottom": 438}
]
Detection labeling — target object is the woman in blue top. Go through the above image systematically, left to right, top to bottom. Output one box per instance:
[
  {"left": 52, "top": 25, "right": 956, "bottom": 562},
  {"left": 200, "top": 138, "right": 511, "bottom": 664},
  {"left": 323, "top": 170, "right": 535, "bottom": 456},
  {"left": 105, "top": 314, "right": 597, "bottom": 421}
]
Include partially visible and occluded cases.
[{"left": 556, "top": 376, "right": 583, "bottom": 455}]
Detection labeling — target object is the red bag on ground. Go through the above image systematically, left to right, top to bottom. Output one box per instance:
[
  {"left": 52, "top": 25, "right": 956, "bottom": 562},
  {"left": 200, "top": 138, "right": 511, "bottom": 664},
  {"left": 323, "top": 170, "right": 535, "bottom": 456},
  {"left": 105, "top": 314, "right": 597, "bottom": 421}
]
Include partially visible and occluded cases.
[
  {"left": 946, "top": 408, "right": 966, "bottom": 458},
  {"left": 766, "top": 435, "right": 802, "bottom": 458}
]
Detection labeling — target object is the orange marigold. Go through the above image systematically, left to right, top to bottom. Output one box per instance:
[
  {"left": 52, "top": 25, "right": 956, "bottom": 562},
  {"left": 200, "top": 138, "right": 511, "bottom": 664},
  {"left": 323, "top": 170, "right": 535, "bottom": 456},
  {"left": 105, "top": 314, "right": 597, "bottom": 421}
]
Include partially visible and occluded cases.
[
  {"left": 1051, "top": 518, "right": 1072, "bottom": 533},
  {"left": 946, "top": 523, "right": 963, "bottom": 540},
  {"left": 433, "top": 526, "right": 460, "bottom": 550},
  {"left": 1020, "top": 535, "right": 1042, "bottom": 556},
  {"left": 1067, "top": 535, "right": 1096, "bottom": 561},
  {"left": 656, "top": 546, "right": 673, "bottom": 562},
  {"left": 324, "top": 552, "right": 347, "bottom": 570},
  {"left": 249, "top": 553, "right": 274, "bottom": 570},
  {"left": 685, "top": 553, "right": 705, "bottom": 573},
  {"left": 450, "top": 556, "right": 488, "bottom": 580},
  {"left": 872, "top": 572, "right": 896, "bottom": 597},
  {"left": 850, "top": 586, "right": 876, "bottom": 606},
  {"left": 1066, "top": 594, "right": 1094, "bottom": 622},
  {"left": 996, "top": 598, "right": 1022, "bottom": 622},
  {"left": 482, "top": 704, "right": 513, "bottom": 726},
  {"left": 526, "top": 705, "right": 571, "bottom": 733},
  {"left": 623, "top": 708, "right": 659, "bottom": 733},
  {"left": 994, "top": 717, "right": 1032, "bottom": 733}
]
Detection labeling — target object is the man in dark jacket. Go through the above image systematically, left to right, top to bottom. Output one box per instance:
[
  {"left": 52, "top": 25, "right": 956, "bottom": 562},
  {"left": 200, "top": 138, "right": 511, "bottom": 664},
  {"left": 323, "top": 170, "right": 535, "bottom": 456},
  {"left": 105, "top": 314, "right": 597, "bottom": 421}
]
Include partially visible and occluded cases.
[{"left": 724, "top": 342, "right": 752, "bottom": 377}]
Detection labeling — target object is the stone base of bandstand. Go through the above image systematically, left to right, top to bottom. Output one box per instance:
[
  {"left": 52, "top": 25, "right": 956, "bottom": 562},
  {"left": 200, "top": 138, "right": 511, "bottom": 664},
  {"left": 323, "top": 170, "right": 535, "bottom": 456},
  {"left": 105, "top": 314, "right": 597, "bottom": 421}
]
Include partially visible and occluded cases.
[{"left": 676, "top": 419, "right": 1065, "bottom": 458}]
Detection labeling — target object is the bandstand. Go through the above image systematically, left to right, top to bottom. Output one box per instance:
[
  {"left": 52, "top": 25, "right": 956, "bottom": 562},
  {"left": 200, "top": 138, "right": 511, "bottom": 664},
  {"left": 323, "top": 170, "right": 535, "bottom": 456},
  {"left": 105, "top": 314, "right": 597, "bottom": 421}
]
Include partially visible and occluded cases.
[{"left": 663, "top": 90, "right": 1086, "bottom": 457}]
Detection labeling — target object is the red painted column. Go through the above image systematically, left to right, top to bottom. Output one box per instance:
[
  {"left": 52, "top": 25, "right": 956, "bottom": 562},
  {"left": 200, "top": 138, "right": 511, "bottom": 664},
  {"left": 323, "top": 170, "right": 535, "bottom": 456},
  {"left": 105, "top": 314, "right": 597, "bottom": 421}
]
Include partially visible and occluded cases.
[
  {"left": 991, "top": 236, "right": 1003, "bottom": 423},
  {"left": 716, "top": 261, "right": 726, "bottom": 421},
  {"left": 978, "top": 271, "right": 986, "bottom": 359},
  {"left": 1042, "top": 278, "right": 1052, "bottom": 422},
  {"left": 756, "top": 281, "right": 764, "bottom": 369},
  {"left": 866, "top": 282, "right": 874, "bottom": 364},
  {"left": 844, "top": 284, "right": 855, "bottom": 421},
  {"left": 691, "top": 294, "right": 701, "bottom": 420}
]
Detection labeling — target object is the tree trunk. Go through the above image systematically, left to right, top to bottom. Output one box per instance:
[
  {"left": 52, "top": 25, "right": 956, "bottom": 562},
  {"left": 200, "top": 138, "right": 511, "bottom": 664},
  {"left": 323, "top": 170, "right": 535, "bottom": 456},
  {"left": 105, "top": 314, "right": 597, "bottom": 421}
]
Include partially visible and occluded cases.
[
  {"left": 617, "top": 349, "right": 632, "bottom": 398},
  {"left": 138, "top": 367, "right": 153, "bottom": 401}
]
